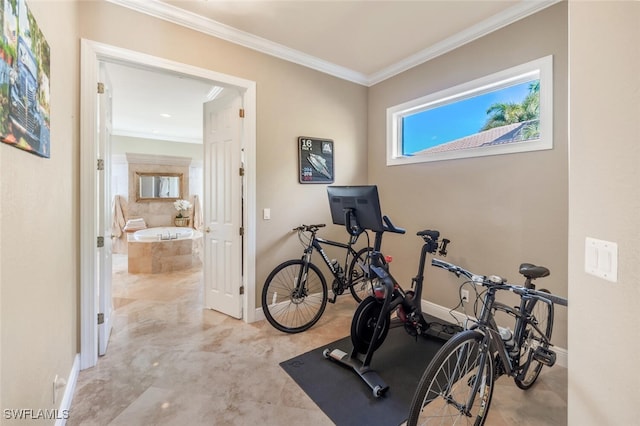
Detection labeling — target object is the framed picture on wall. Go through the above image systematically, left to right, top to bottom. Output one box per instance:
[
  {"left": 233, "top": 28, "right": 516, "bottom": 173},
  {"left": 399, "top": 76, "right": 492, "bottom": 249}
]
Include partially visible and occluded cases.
[
  {"left": 0, "top": 0, "right": 51, "bottom": 158},
  {"left": 298, "top": 136, "right": 334, "bottom": 184}
]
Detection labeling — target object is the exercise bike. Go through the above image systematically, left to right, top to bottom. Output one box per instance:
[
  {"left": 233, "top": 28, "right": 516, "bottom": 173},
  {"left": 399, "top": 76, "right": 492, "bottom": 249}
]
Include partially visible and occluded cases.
[{"left": 323, "top": 229, "right": 462, "bottom": 397}]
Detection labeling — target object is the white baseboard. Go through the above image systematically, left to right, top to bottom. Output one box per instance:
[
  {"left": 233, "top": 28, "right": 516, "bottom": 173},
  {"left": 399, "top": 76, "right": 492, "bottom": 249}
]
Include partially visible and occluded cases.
[
  {"left": 421, "top": 299, "right": 567, "bottom": 368},
  {"left": 254, "top": 307, "right": 265, "bottom": 322},
  {"left": 56, "top": 354, "right": 79, "bottom": 426}
]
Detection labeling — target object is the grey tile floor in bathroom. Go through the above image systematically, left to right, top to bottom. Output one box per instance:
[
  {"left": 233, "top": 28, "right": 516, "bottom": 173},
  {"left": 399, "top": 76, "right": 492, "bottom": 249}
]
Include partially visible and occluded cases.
[{"left": 68, "top": 254, "right": 567, "bottom": 425}]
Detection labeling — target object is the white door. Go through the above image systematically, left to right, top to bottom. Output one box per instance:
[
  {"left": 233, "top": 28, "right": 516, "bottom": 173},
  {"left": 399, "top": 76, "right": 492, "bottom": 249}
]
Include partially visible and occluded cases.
[
  {"left": 97, "top": 64, "right": 113, "bottom": 355},
  {"left": 203, "top": 91, "right": 243, "bottom": 318}
]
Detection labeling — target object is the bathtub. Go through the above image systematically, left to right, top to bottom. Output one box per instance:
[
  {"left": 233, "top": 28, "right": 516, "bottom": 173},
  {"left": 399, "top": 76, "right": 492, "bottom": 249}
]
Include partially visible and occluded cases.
[
  {"left": 133, "top": 226, "right": 194, "bottom": 241},
  {"left": 128, "top": 227, "right": 203, "bottom": 273}
]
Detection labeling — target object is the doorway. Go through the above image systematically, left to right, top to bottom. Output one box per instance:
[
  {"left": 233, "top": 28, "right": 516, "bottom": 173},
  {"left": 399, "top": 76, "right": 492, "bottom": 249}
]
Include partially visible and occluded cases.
[{"left": 80, "top": 39, "right": 257, "bottom": 370}]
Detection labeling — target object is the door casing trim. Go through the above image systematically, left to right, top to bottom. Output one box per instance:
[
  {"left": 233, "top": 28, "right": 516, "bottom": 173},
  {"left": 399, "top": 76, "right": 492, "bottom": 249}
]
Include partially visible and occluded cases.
[{"left": 79, "top": 39, "right": 257, "bottom": 369}]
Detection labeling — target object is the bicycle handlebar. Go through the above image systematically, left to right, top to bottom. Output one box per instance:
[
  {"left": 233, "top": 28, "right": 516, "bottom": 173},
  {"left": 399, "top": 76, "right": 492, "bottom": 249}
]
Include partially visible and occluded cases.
[
  {"left": 382, "top": 215, "right": 406, "bottom": 234},
  {"left": 294, "top": 217, "right": 406, "bottom": 236},
  {"left": 293, "top": 224, "right": 326, "bottom": 232},
  {"left": 431, "top": 258, "right": 568, "bottom": 307},
  {"left": 432, "top": 258, "right": 480, "bottom": 281},
  {"left": 514, "top": 286, "right": 568, "bottom": 307}
]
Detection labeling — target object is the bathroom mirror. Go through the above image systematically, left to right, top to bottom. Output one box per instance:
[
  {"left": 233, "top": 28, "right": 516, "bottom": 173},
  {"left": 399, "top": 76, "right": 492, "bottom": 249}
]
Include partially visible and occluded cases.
[{"left": 136, "top": 172, "right": 183, "bottom": 201}]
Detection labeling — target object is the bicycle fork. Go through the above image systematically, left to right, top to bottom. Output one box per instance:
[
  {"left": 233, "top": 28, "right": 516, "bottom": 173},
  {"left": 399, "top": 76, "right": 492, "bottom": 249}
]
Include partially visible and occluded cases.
[
  {"left": 289, "top": 251, "right": 313, "bottom": 302},
  {"left": 440, "top": 336, "right": 492, "bottom": 418},
  {"left": 465, "top": 338, "right": 492, "bottom": 418}
]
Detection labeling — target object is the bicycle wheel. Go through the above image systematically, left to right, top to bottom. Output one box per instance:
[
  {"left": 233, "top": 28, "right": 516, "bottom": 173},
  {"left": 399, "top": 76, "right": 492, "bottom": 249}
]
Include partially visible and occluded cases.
[
  {"left": 347, "top": 247, "right": 375, "bottom": 303},
  {"left": 261, "top": 259, "right": 328, "bottom": 333},
  {"left": 514, "top": 289, "right": 554, "bottom": 389},
  {"left": 350, "top": 296, "right": 390, "bottom": 354},
  {"left": 407, "top": 330, "right": 494, "bottom": 426}
]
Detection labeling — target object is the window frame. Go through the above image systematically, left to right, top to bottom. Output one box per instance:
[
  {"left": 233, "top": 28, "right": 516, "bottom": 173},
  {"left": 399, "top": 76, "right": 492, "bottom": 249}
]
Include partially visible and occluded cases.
[{"left": 386, "top": 55, "right": 553, "bottom": 166}]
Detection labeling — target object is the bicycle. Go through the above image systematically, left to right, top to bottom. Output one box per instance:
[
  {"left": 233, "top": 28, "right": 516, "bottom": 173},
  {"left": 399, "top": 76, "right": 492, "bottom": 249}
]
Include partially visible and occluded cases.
[
  {"left": 261, "top": 223, "right": 376, "bottom": 333},
  {"left": 324, "top": 228, "right": 462, "bottom": 397},
  {"left": 406, "top": 258, "right": 568, "bottom": 425}
]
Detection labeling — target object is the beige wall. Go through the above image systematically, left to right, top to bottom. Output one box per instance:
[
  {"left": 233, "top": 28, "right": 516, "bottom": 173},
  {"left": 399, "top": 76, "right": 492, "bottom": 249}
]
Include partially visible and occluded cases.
[
  {"left": 0, "top": 0, "right": 79, "bottom": 419},
  {"left": 1, "top": 0, "right": 368, "bottom": 418},
  {"left": 2, "top": 0, "right": 637, "bottom": 423},
  {"left": 76, "top": 1, "right": 369, "bottom": 313},
  {"left": 568, "top": 2, "right": 639, "bottom": 424},
  {"left": 368, "top": 3, "right": 569, "bottom": 348}
]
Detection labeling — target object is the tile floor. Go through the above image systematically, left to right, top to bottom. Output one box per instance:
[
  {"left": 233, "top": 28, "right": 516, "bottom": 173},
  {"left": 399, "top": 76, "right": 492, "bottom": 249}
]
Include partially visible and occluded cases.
[{"left": 68, "top": 255, "right": 567, "bottom": 425}]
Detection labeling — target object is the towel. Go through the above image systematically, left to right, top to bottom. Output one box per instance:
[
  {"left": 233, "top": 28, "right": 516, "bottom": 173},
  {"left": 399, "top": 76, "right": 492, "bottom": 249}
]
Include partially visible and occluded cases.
[
  {"left": 159, "top": 176, "right": 170, "bottom": 197},
  {"left": 191, "top": 194, "right": 203, "bottom": 231},
  {"left": 111, "top": 195, "right": 127, "bottom": 238},
  {"left": 123, "top": 218, "right": 147, "bottom": 232}
]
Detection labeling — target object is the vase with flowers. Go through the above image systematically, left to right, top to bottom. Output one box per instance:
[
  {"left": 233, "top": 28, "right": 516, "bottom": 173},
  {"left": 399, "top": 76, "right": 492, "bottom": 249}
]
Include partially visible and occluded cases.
[{"left": 173, "top": 199, "right": 192, "bottom": 227}]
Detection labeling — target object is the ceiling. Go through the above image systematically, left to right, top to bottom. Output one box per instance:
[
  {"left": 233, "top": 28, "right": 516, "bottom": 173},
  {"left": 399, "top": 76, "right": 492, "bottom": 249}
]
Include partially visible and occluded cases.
[
  {"left": 104, "top": 0, "right": 558, "bottom": 144},
  {"left": 104, "top": 62, "right": 219, "bottom": 144}
]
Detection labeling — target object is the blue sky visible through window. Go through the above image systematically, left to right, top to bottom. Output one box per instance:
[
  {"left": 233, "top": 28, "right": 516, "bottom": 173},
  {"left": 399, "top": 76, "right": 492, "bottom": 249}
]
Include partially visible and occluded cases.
[{"left": 402, "top": 80, "right": 538, "bottom": 155}]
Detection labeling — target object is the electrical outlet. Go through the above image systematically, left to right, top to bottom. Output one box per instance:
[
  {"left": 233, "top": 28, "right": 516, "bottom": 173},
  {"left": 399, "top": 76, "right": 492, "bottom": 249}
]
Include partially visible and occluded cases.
[
  {"left": 461, "top": 289, "right": 470, "bottom": 303},
  {"left": 52, "top": 375, "right": 67, "bottom": 405}
]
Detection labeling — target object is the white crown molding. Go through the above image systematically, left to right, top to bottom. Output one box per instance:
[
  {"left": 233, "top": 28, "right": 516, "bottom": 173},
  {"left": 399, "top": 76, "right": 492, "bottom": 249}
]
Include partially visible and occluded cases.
[
  {"left": 106, "top": 0, "right": 369, "bottom": 85},
  {"left": 107, "top": 0, "right": 560, "bottom": 87},
  {"left": 368, "top": 0, "right": 561, "bottom": 85},
  {"left": 112, "top": 128, "right": 202, "bottom": 144},
  {"left": 125, "top": 152, "right": 192, "bottom": 166}
]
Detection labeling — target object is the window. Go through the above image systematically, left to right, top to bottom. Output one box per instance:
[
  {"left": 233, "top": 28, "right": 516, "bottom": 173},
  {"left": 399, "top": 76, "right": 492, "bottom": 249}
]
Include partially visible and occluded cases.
[{"left": 387, "top": 55, "right": 553, "bottom": 165}]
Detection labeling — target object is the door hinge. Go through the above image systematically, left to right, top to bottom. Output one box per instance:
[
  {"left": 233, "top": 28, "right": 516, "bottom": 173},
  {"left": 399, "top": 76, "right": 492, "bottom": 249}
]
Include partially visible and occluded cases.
[
  {"left": 97, "top": 82, "right": 105, "bottom": 94},
  {"left": 239, "top": 108, "right": 245, "bottom": 118},
  {"left": 97, "top": 158, "right": 104, "bottom": 171},
  {"left": 239, "top": 167, "right": 245, "bottom": 176},
  {"left": 239, "top": 227, "right": 244, "bottom": 236},
  {"left": 97, "top": 236, "right": 104, "bottom": 248},
  {"left": 239, "top": 286, "right": 244, "bottom": 295},
  {"left": 97, "top": 313, "right": 104, "bottom": 324}
]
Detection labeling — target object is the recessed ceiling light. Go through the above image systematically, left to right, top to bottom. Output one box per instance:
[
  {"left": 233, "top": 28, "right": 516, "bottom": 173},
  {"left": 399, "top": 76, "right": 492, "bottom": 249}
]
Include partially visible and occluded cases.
[{"left": 160, "top": 113, "right": 171, "bottom": 118}]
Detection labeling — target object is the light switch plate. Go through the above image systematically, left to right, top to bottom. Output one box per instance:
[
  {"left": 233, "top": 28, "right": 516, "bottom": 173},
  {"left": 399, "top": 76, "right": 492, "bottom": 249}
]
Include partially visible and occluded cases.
[
  {"left": 263, "top": 208, "right": 271, "bottom": 220},
  {"left": 585, "top": 237, "right": 618, "bottom": 282}
]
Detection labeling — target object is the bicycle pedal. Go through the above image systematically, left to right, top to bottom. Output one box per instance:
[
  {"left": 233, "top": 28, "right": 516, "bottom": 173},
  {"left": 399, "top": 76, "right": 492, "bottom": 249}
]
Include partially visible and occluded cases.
[
  {"left": 328, "top": 294, "right": 337, "bottom": 304},
  {"left": 404, "top": 322, "right": 418, "bottom": 338},
  {"left": 533, "top": 346, "right": 556, "bottom": 367}
]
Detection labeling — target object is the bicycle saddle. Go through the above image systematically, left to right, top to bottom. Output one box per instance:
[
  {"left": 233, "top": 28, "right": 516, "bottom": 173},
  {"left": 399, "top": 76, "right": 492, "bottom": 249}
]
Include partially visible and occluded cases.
[
  {"left": 417, "top": 229, "right": 439, "bottom": 240},
  {"left": 519, "top": 263, "right": 550, "bottom": 279}
]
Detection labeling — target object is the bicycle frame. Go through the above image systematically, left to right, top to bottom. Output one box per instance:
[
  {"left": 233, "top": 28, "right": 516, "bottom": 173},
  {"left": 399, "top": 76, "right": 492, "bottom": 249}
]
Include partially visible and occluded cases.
[
  {"left": 262, "top": 223, "right": 383, "bottom": 334},
  {"left": 293, "top": 228, "right": 368, "bottom": 302},
  {"left": 369, "top": 231, "right": 451, "bottom": 336},
  {"left": 312, "top": 235, "right": 359, "bottom": 279},
  {"left": 433, "top": 258, "right": 565, "bottom": 385},
  {"left": 407, "top": 259, "right": 568, "bottom": 424},
  {"left": 471, "top": 286, "right": 557, "bottom": 381},
  {"left": 474, "top": 288, "right": 518, "bottom": 378}
]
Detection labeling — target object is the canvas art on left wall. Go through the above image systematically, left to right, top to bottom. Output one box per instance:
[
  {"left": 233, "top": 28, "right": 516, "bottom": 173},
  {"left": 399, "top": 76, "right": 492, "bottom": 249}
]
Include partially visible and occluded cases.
[{"left": 0, "top": 0, "right": 50, "bottom": 158}]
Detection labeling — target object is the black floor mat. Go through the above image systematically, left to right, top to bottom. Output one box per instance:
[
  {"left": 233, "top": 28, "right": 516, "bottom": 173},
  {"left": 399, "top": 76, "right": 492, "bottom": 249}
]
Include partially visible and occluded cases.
[{"left": 280, "top": 325, "right": 446, "bottom": 426}]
